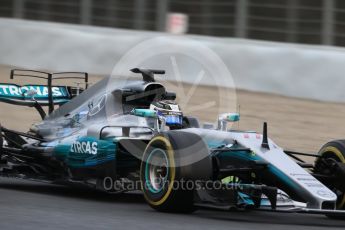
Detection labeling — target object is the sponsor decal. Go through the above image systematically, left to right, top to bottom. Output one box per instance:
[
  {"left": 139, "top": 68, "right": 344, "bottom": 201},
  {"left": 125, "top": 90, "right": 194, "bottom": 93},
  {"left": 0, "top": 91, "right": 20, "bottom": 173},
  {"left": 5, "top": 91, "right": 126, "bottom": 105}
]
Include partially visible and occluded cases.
[
  {"left": 0, "top": 84, "right": 68, "bottom": 100},
  {"left": 70, "top": 140, "right": 98, "bottom": 155},
  {"left": 290, "top": 173, "right": 310, "bottom": 177},
  {"left": 296, "top": 178, "right": 318, "bottom": 182},
  {"left": 304, "top": 183, "right": 324, "bottom": 188},
  {"left": 317, "top": 190, "right": 336, "bottom": 199}
]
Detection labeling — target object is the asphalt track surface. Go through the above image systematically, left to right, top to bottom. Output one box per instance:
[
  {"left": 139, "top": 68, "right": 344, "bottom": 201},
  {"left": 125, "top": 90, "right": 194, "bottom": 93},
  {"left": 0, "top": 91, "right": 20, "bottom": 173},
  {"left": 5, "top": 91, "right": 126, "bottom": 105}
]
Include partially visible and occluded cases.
[{"left": 0, "top": 178, "right": 344, "bottom": 230}]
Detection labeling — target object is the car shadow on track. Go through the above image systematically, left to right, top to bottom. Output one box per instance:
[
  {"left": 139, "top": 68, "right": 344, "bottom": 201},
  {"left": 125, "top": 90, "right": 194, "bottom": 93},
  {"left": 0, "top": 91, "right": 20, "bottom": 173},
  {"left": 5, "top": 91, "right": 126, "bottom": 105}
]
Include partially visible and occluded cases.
[
  {"left": 0, "top": 179, "right": 344, "bottom": 228},
  {"left": 0, "top": 179, "right": 146, "bottom": 204},
  {"left": 194, "top": 209, "right": 345, "bottom": 228}
]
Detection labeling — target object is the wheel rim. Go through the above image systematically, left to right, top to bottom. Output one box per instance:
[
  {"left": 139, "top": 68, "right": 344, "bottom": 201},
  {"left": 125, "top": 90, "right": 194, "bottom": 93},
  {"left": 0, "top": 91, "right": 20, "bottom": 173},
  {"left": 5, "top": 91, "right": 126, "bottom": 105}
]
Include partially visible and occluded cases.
[{"left": 145, "top": 148, "right": 169, "bottom": 194}]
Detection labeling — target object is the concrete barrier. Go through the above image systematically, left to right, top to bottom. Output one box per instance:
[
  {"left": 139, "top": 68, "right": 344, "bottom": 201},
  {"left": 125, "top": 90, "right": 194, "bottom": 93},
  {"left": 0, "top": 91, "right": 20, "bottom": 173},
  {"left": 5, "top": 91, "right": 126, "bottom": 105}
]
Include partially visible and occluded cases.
[{"left": 1, "top": 18, "right": 345, "bottom": 102}]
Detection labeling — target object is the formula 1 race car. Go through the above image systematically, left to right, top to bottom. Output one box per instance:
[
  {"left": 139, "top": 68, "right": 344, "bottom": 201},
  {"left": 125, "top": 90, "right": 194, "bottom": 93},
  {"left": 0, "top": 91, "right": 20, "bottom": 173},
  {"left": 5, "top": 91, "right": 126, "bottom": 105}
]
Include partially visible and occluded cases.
[{"left": 0, "top": 68, "right": 344, "bottom": 218}]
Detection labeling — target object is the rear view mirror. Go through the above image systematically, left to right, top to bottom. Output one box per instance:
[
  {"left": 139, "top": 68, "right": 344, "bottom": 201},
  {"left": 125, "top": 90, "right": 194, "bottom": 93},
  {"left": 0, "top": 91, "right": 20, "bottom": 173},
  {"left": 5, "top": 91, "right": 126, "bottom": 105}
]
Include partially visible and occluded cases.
[
  {"left": 132, "top": 109, "right": 158, "bottom": 118},
  {"left": 132, "top": 109, "right": 168, "bottom": 132},
  {"left": 217, "top": 113, "right": 240, "bottom": 131},
  {"left": 221, "top": 113, "right": 240, "bottom": 122}
]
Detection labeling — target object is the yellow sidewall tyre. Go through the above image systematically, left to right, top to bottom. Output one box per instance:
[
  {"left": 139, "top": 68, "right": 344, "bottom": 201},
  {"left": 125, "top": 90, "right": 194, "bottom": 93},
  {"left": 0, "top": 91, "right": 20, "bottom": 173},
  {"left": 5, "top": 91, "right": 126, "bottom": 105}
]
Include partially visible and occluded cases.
[
  {"left": 140, "top": 131, "right": 212, "bottom": 213},
  {"left": 316, "top": 140, "right": 345, "bottom": 210}
]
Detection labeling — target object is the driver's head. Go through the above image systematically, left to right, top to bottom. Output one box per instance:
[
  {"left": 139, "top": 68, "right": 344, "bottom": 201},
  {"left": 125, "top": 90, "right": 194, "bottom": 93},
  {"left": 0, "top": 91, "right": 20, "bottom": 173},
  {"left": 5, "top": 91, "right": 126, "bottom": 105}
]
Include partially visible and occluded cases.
[{"left": 150, "top": 100, "right": 183, "bottom": 128}]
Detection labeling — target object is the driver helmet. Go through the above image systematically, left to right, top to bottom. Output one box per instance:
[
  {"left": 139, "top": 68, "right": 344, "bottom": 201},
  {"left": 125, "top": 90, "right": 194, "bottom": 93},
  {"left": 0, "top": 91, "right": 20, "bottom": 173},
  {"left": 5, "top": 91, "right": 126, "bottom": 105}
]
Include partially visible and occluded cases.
[{"left": 150, "top": 100, "right": 183, "bottom": 127}]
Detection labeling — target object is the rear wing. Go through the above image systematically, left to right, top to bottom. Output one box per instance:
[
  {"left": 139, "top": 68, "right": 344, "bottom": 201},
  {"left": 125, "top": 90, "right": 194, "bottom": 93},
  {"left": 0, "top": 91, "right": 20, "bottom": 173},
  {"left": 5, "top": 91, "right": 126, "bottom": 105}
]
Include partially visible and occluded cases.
[
  {"left": 0, "top": 69, "right": 89, "bottom": 118},
  {"left": 11, "top": 69, "right": 88, "bottom": 113},
  {"left": 0, "top": 83, "right": 71, "bottom": 104}
]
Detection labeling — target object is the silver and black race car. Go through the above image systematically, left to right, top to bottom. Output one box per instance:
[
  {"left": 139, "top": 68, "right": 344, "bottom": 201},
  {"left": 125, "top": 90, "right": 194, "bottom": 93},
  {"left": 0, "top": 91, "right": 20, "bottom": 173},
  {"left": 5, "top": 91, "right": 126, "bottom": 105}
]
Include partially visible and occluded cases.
[{"left": 0, "top": 68, "right": 344, "bottom": 218}]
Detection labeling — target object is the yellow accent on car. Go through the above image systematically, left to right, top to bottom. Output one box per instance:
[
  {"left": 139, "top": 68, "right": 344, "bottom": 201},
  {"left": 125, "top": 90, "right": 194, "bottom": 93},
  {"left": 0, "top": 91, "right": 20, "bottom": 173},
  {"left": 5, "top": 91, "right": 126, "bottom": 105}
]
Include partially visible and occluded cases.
[
  {"left": 141, "top": 136, "right": 176, "bottom": 206},
  {"left": 221, "top": 176, "right": 240, "bottom": 184},
  {"left": 222, "top": 176, "right": 233, "bottom": 184}
]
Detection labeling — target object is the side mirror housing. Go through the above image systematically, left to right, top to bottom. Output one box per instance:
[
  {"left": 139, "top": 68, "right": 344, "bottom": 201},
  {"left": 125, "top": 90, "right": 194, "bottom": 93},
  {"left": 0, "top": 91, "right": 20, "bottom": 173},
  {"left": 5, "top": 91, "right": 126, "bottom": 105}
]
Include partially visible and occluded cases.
[
  {"left": 132, "top": 109, "right": 157, "bottom": 118},
  {"left": 132, "top": 109, "right": 169, "bottom": 132},
  {"left": 217, "top": 113, "right": 240, "bottom": 131},
  {"left": 222, "top": 113, "right": 240, "bottom": 122}
]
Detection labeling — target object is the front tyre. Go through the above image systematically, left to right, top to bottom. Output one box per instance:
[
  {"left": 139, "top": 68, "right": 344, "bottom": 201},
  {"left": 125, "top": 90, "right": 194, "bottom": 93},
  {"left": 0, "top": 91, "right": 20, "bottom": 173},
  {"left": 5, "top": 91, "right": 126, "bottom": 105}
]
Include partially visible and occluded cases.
[
  {"left": 140, "top": 131, "right": 212, "bottom": 213},
  {"left": 315, "top": 140, "right": 345, "bottom": 218}
]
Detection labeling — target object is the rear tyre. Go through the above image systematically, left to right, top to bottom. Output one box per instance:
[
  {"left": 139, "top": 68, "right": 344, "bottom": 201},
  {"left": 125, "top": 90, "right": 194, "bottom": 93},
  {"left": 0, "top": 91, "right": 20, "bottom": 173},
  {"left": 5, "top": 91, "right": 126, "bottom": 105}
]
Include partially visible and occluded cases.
[
  {"left": 140, "top": 131, "right": 212, "bottom": 213},
  {"left": 315, "top": 140, "right": 345, "bottom": 218}
]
